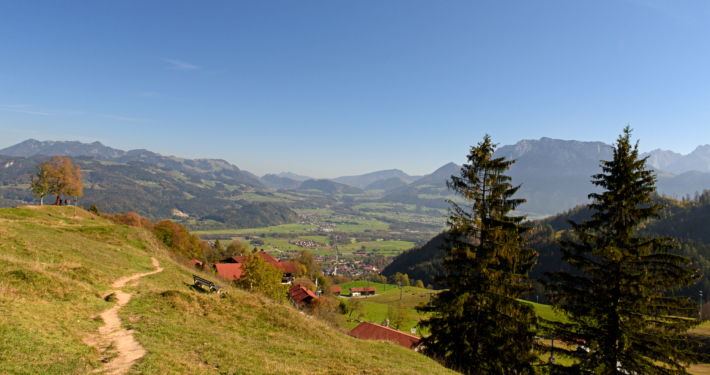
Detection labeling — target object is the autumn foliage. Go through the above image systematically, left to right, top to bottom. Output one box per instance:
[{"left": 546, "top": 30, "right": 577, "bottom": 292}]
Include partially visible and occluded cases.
[
  {"left": 30, "top": 156, "right": 83, "bottom": 205},
  {"left": 100, "top": 210, "right": 209, "bottom": 261}
]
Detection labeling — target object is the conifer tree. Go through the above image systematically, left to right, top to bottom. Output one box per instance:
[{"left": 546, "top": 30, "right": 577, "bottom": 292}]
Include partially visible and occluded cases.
[
  {"left": 544, "top": 127, "right": 702, "bottom": 374},
  {"left": 420, "top": 135, "right": 540, "bottom": 374}
]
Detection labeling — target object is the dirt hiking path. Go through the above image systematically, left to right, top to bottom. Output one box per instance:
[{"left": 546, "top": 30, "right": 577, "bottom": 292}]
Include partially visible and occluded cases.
[{"left": 85, "top": 257, "right": 163, "bottom": 374}]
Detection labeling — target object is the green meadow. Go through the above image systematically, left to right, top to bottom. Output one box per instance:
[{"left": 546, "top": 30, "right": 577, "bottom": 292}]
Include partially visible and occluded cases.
[{"left": 0, "top": 205, "right": 455, "bottom": 375}]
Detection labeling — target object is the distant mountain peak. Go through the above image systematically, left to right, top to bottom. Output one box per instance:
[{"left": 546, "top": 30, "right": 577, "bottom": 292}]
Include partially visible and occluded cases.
[
  {"left": 0, "top": 139, "right": 264, "bottom": 187},
  {"left": 330, "top": 168, "right": 418, "bottom": 189},
  {"left": 275, "top": 172, "right": 313, "bottom": 181}
]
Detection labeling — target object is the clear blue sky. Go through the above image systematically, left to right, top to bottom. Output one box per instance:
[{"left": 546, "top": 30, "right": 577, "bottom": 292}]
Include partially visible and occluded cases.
[{"left": 1, "top": 1, "right": 709, "bottom": 178}]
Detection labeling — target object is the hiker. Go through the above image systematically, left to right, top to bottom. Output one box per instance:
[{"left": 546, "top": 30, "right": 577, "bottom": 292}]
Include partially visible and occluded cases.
[
  {"left": 56, "top": 198, "right": 62, "bottom": 206},
  {"left": 65, "top": 199, "right": 70, "bottom": 205}
]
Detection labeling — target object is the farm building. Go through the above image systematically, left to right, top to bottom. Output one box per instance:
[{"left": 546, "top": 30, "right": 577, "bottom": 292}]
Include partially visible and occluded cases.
[
  {"left": 220, "top": 251, "right": 297, "bottom": 283},
  {"left": 189, "top": 259, "right": 203, "bottom": 266},
  {"left": 214, "top": 263, "right": 243, "bottom": 281},
  {"left": 288, "top": 284, "right": 318, "bottom": 308},
  {"left": 331, "top": 285, "right": 342, "bottom": 295},
  {"left": 350, "top": 287, "right": 376, "bottom": 297},
  {"left": 348, "top": 322, "right": 423, "bottom": 351}
]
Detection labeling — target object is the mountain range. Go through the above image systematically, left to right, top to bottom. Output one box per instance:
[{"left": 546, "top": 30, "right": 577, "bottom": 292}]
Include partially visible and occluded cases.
[
  {"left": 2, "top": 138, "right": 709, "bottom": 217},
  {"left": 491, "top": 138, "right": 710, "bottom": 214},
  {"left": 0, "top": 139, "right": 264, "bottom": 188},
  {"left": 642, "top": 145, "right": 710, "bottom": 175},
  {"left": 330, "top": 169, "right": 421, "bottom": 189},
  {"left": 275, "top": 172, "right": 313, "bottom": 181},
  {"left": 260, "top": 174, "right": 303, "bottom": 190},
  {"left": 363, "top": 177, "right": 411, "bottom": 191}
]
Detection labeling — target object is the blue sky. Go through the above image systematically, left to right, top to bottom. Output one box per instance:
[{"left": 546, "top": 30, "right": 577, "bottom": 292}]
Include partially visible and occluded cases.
[{"left": 1, "top": 1, "right": 709, "bottom": 178}]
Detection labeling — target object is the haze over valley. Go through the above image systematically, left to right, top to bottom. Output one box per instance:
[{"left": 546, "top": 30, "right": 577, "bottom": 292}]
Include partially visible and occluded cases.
[
  {"left": 4, "top": 2, "right": 710, "bottom": 374},
  {"left": 3, "top": 137, "right": 709, "bottom": 220}
]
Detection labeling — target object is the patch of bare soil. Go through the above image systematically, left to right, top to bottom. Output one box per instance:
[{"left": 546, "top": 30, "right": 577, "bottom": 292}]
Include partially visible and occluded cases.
[{"left": 84, "top": 257, "right": 163, "bottom": 374}]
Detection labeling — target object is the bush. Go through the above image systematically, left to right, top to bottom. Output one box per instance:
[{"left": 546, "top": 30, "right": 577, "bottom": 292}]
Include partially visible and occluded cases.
[{"left": 118, "top": 212, "right": 142, "bottom": 227}]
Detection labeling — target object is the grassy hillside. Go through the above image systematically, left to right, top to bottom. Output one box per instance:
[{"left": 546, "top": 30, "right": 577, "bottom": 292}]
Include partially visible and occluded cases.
[{"left": 0, "top": 206, "right": 454, "bottom": 374}]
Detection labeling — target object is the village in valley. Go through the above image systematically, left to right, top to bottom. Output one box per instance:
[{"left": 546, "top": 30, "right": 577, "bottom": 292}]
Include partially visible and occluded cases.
[{"left": 197, "top": 222, "right": 436, "bottom": 351}]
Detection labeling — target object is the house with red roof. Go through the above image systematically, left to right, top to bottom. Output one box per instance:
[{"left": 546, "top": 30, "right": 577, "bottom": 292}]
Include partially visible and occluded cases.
[
  {"left": 220, "top": 251, "right": 297, "bottom": 283},
  {"left": 189, "top": 259, "right": 203, "bottom": 267},
  {"left": 214, "top": 263, "right": 243, "bottom": 281},
  {"left": 288, "top": 284, "right": 318, "bottom": 308},
  {"left": 331, "top": 285, "right": 342, "bottom": 295},
  {"left": 350, "top": 287, "right": 376, "bottom": 297},
  {"left": 348, "top": 322, "right": 423, "bottom": 351}
]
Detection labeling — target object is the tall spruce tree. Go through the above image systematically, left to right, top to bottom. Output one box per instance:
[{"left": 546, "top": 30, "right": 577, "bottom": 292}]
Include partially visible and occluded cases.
[
  {"left": 544, "top": 127, "right": 703, "bottom": 374},
  {"left": 420, "top": 135, "right": 541, "bottom": 374}
]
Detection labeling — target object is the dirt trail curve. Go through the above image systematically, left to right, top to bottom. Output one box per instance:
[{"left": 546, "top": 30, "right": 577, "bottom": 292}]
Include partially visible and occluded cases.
[{"left": 85, "top": 257, "right": 163, "bottom": 374}]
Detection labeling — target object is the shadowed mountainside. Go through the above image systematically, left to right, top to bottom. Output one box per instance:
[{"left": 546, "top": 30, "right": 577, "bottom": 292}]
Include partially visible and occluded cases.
[
  {"left": 0, "top": 155, "right": 277, "bottom": 224},
  {"left": 331, "top": 169, "right": 420, "bottom": 189},
  {"left": 261, "top": 174, "right": 302, "bottom": 190},
  {"left": 364, "top": 177, "right": 411, "bottom": 191},
  {"left": 201, "top": 201, "right": 298, "bottom": 229}
]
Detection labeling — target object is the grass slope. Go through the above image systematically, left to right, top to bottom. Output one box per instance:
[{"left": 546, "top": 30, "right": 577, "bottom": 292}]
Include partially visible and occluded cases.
[{"left": 0, "top": 206, "right": 454, "bottom": 375}]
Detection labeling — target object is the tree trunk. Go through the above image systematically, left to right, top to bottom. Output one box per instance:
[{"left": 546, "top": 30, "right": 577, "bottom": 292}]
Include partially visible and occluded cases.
[
  {"left": 40, "top": 196, "right": 43, "bottom": 206},
  {"left": 74, "top": 197, "right": 77, "bottom": 217}
]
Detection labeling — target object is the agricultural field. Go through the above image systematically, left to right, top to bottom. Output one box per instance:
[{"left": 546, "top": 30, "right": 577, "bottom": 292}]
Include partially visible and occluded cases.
[
  {"left": 0, "top": 183, "right": 31, "bottom": 189},
  {"left": 238, "top": 191, "right": 293, "bottom": 203},
  {"left": 295, "top": 209, "right": 337, "bottom": 215},
  {"left": 309, "top": 218, "right": 390, "bottom": 233},
  {"left": 193, "top": 223, "right": 317, "bottom": 235},
  {"left": 214, "top": 235, "right": 415, "bottom": 258},
  {"left": 339, "top": 240, "right": 416, "bottom": 254},
  {"left": 335, "top": 281, "right": 435, "bottom": 334},
  {"left": 335, "top": 281, "right": 430, "bottom": 297},
  {"left": 341, "top": 300, "right": 432, "bottom": 335}
]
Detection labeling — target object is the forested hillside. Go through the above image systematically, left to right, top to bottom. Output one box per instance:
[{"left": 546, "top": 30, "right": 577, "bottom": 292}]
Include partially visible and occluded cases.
[
  {"left": 0, "top": 155, "right": 298, "bottom": 230},
  {"left": 383, "top": 191, "right": 710, "bottom": 298},
  {"left": 199, "top": 201, "right": 298, "bottom": 230},
  {"left": 381, "top": 233, "right": 446, "bottom": 286}
]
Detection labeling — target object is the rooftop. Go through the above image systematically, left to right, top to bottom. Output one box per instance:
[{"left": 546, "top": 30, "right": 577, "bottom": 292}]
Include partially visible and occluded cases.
[{"left": 348, "top": 322, "right": 422, "bottom": 350}]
